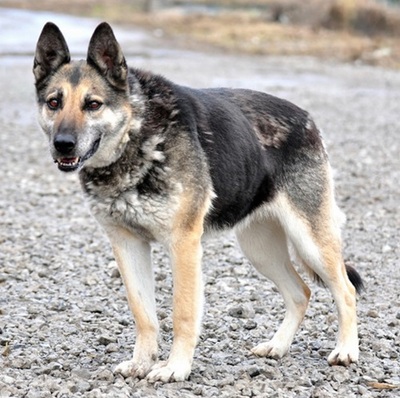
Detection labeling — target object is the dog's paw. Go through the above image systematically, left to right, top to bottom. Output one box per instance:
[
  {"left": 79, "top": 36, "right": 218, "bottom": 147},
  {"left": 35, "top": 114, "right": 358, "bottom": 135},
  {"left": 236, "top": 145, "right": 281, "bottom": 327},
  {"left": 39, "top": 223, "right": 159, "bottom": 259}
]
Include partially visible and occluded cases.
[
  {"left": 251, "top": 341, "right": 288, "bottom": 359},
  {"left": 328, "top": 346, "right": 359, "bottom": 366},
  {"left": 114, "top": 358, "right": 153, "bottom": 379},
  {"left": 114, "top": 360, "right": 136, "bottom": 378},
  {"left": 146, "top": 360, "right": 191, "bottom": 383}
]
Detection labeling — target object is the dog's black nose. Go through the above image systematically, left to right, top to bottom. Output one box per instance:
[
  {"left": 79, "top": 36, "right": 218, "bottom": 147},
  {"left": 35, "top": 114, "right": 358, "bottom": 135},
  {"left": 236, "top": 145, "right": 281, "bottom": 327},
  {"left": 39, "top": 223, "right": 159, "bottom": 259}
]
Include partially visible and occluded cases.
[{"left": 54, "top": 133, "right": 76, "bottom": 154}]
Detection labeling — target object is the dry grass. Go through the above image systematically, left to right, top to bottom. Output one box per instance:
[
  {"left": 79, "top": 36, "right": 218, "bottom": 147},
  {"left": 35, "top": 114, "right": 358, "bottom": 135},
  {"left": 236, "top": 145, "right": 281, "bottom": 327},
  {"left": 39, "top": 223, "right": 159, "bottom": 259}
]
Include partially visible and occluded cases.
[
  {"left": 3, "top": 0, "right": 400, "bottom": 68},
  {"left": 144, "top": 12, "right": 375, "bottom": 58}
]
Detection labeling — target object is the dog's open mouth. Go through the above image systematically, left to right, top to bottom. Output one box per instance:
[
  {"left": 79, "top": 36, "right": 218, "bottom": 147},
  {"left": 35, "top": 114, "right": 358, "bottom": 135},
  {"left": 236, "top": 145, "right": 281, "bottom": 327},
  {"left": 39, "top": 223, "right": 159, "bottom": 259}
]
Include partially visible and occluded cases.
[
  {"left": 55, "top": 138, "right": 101, "bottom": 172},
  {"left": 56, "top": 157, "right": 80, "bottom": 172}
]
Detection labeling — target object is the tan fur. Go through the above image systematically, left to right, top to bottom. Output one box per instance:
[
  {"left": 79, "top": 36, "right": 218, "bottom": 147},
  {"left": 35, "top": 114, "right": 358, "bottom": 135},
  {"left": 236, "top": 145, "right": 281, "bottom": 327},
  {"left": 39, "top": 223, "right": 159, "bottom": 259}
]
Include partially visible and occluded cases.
[
  {"left": 54, "top": 83, "right": 84, "bottom": 129},
  {"left": 284, "top": 172, "right": 359, "bottom": 366},
  {"left": 310, "top": 177, "right": 358, "bottom": 365},
  {"left": 145, "top": 188, "right": 213, "bottom": 382}
]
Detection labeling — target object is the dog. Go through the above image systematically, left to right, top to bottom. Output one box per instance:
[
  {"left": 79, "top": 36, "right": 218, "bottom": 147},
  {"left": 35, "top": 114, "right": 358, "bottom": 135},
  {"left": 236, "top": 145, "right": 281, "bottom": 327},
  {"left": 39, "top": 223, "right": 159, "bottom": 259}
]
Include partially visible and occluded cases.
[{"left": 33, "top": 22, "right": 363, "bottom": 383}]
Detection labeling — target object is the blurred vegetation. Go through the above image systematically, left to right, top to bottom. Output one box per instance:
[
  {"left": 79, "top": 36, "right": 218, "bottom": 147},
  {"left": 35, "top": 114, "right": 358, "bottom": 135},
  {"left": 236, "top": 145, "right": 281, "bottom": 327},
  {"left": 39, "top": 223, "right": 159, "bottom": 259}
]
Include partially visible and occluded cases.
[
  {"left": 3, "top": 0, "right": 400, "bottom": 67},
  {"left": 172, "top": 0, "right": 400, "bottom": 37}
]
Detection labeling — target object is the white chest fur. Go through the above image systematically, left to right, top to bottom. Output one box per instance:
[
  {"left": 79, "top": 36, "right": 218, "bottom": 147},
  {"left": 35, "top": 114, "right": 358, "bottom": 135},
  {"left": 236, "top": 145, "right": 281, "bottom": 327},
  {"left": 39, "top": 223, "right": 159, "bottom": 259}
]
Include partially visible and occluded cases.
[{"left": 85, "top": 177, "right": 182, "bottom": 243}]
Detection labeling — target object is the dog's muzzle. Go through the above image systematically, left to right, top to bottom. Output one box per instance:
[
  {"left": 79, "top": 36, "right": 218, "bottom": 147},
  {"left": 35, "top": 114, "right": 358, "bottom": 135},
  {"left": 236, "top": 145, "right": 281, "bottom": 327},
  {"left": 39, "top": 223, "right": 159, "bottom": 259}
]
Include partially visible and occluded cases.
[{"left": 54, "top": 137, "right": 101, "bottom": 172}]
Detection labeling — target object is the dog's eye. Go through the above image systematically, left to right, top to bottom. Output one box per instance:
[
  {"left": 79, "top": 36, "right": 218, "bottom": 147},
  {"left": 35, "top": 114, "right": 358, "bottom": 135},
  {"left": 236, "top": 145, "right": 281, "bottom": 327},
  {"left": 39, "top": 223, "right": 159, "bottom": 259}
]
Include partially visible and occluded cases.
[
  {"left": 47, "top": 98, "right": 60, "bottom": 110},
  {"left": 87, "top": 101, "right": 102, "bottom": 111}
]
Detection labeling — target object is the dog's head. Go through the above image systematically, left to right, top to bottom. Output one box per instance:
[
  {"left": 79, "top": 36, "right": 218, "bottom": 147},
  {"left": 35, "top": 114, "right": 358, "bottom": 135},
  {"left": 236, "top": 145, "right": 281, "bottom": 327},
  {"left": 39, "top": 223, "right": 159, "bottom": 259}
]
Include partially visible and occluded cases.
[{"left": 33, "top": 22, "right": 139, "bottom": 171}]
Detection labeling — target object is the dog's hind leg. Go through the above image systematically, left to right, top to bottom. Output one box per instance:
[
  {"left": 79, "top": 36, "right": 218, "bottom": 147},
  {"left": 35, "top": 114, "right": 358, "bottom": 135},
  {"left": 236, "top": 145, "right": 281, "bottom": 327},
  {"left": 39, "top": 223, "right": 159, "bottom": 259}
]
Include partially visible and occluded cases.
[
  {"left": 276, "top": 192, "right": 360, "bottom": 366},
  {"left": 236, "top": 216, "right": 311, "bottom": 359},
  {"left": 106, "top": 226, "right": 159, "bottom": 379}
]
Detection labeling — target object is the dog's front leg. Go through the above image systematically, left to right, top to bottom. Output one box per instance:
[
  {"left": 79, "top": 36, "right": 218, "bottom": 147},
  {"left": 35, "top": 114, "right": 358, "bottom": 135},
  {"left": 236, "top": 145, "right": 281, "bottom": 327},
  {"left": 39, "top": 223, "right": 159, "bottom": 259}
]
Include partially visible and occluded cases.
[
  {"left": 106, "top": 226, "right": 159, "bottom": 379},
  {"left": 147, "top": 227, "right": 204, "bottom": 382}
]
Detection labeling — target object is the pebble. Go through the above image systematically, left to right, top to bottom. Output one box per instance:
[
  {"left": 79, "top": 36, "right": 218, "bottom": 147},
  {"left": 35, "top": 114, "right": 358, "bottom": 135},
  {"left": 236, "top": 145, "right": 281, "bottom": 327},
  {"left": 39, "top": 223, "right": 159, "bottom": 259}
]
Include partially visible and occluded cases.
[
  {"left": 228, "top": 304, "right": 255, "bottom": 319},
  {"left": 367, "top": 309, "right": 379, "bottom": 318},
  {"left": 243, "top": 320, "right": 257, "bottom": 330},
  {"left": 98, "top": 335, "right": 117, "bottom": 345},
  {"left": 247, "top": 366, "right": 261, "bottom": 378},
  {"left": 71, "top": 368, "right": 92, "bottom": 380},
  {"left": 97, "top": 369, "right": 115, "bottom": 382},
  {"left": 2, "top": 376, "right": 15, "bottom": 385},
  {"left": 77, "top": 380, "right": 92, "bottom": 392},
  {"left": 357, "top": 385, "right": 369, "bottom": 395}
]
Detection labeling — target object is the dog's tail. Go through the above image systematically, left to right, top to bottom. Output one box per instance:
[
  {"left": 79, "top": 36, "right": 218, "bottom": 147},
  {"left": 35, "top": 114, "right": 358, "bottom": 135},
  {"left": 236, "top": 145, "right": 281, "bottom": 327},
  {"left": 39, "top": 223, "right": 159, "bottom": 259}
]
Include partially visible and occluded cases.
[{"left": 345, "top": 263, "right": 364, "bottom": 294}]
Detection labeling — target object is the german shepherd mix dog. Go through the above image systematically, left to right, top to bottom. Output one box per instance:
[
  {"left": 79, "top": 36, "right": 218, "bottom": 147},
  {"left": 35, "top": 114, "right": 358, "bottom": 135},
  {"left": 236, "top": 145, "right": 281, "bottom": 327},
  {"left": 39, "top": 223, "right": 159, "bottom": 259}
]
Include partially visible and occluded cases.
[{"left": 34, "top": 22, "right": 363, "bottom": 382}]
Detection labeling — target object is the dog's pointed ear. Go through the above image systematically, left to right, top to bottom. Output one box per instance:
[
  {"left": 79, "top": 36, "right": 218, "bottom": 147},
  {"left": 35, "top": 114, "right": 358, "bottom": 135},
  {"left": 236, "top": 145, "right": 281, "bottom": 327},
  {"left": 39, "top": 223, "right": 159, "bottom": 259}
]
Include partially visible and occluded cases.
[
  {"left": 33, "top": 22, "right": 70, "bottom": 85},
  {"left": 87, "top": 22, "right": 128, "bottom": 90}
]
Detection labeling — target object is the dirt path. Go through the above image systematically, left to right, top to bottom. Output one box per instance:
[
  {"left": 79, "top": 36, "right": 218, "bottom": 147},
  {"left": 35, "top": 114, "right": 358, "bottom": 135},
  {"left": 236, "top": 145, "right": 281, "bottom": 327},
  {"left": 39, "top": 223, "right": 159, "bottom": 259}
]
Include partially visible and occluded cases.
[{"left": 0, "top": 8, "right": 399, "bottom": 398}]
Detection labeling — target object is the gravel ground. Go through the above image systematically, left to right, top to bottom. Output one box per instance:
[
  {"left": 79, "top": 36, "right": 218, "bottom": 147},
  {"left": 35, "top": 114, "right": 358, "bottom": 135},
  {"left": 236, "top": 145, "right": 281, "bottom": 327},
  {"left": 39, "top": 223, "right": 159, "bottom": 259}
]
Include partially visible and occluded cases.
[{"left": 1, "top": 10, "right": 400, "bottom": 398}]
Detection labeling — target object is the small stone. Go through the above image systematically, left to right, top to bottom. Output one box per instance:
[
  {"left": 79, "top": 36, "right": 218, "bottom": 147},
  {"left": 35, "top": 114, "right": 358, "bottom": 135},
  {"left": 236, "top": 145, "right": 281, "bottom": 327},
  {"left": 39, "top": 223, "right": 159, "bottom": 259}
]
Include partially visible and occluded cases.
[
  {"left": 37, "top": 269, "right": 48, "bottom": 278},
  {"left": 155, "top": 272, "right": 167, "bottom": 281},
  {"left": 85, "top": 304, "right": 103, "bottom": 314},
  {"left": 228, "top": 304, "right": 255, "bottom": 319},
  {"left": 27, "top": 306, "right": 40, "bottom": 315},
  {"left": 367, "top": 309, "right": 379, "bottom": 318},
  {"left": 158, "top": 310, "right": 168, "bottom": 320},
  {"left": 118, "top": 317, "right": 130, "bottom": 326},
  {"left": 243, "top": 320, "right": 257, "bottom": 330},
  {"left": 161, "top": 321, "right": 172, "bottom": 332},
  {"left": 230, "top": 322, "right": 239, "bottom": 331},
  {"left": 98, "top": 335, "right": 117, "bottom": 345},
  {"left": 311, "top": 341, "right": 322, "bottom": 351},
  {"left": 106, "top": 343, "right": 119, "bottom": 353},
  {"left": 2, "top": 344, "right": 11, "bottom": 357},
  {"left": 389, "top": 350, "right": 398, "bottom": 359},
  {"left": 226, "top": 355, "right": 241, "bottom": 365},
  {"left": 11, "top": 357, "right": 30, "bottom": 369},
  {"left": 49, "top": 361, "right": 63, "bottom": 371},
  {"left": 38, "top": 362, "right": 62, "bottom": 375},
  {"left": 263, "top": 365, "right": 281, "bottom": 379},
  {"left": 248, "top": 366, "right": 261, "bottom": 378},
  {"left": 71, "top": 368, "right": 92, "bottom": 380},
  {"left": 97, "top": 369, "right": 114, "bottom": 382},
  {"left": 332, "top": 369, "right": 350, "bottom": 383},
  {"left": 218, "top": 374, "right": 235, "bottom": 386},
  {"left": 2, "top": 375, "right": 15, "bottom": 385},
  {"left": 300, "top": 378, "right": 313, "bottom": 387},
  {"left": 77, "top": 380, "right": 91, "bottom": 392},
  {"left": 67, "top": 381, "right": 78, "bottom": 394},
  {"left": 193, "top": 385, "right": 203, "bottom": 395},
  {"left": 357, "top": 385, "right": 369, "bottom": 395},
  {"left": 240, "top": 387, "right": 252, "bottom": 397},
  {"left": 86, "top": 388, "right": 103, "bottom": 398}
]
